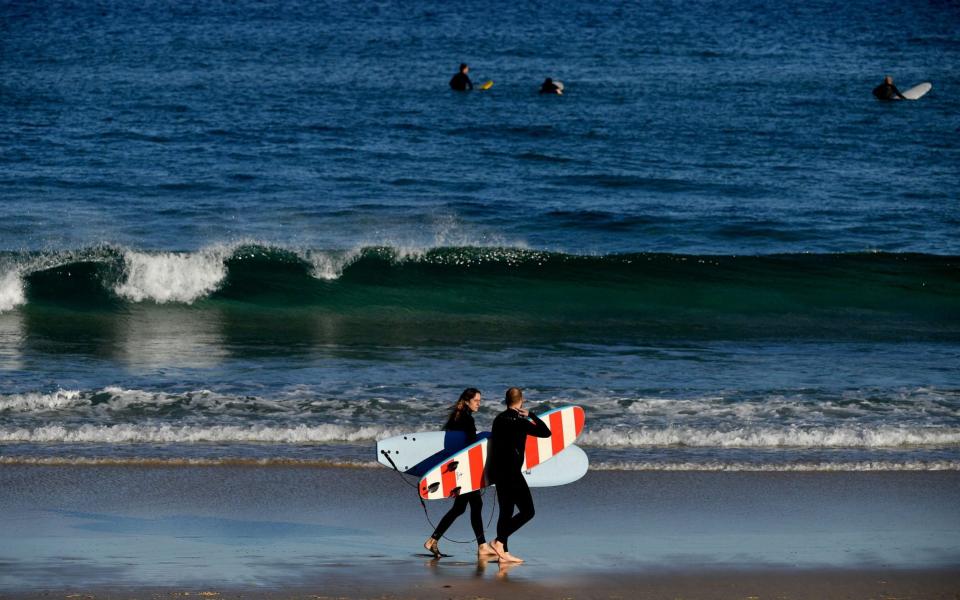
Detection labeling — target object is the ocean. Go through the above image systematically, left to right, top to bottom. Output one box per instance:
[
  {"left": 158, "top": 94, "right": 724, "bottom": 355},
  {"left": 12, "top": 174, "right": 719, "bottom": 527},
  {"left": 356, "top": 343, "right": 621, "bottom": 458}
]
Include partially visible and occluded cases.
[{"left": 1, "top": 0, "right": 958, "bottom": 472}]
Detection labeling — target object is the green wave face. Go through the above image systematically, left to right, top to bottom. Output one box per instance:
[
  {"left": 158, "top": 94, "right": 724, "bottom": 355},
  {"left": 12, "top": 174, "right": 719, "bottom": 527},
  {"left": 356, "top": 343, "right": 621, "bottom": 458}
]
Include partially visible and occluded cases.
[{"left": 5, "top": 246, "right": 959, "bottom": 342}]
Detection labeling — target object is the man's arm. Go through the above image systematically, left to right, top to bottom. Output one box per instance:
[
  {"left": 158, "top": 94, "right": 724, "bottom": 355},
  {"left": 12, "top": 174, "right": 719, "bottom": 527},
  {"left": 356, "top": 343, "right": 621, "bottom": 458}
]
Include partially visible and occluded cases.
[
  {"left": 892, "top": 84, "right": 907, "bottom": 100},
  {"left": 523, "top": 412, "right": 552, "bottom": 438}
]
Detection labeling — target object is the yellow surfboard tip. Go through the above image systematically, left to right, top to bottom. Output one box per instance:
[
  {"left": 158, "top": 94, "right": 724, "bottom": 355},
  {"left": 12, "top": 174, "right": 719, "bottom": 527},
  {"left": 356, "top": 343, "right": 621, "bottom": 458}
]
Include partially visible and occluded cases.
[{"left": 480, "top": 80, "right": 493, "bottom": 90}]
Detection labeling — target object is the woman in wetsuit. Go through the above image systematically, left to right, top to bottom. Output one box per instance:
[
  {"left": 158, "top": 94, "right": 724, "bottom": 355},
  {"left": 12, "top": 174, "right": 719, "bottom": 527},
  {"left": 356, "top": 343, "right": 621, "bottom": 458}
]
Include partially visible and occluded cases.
[{"left": 423, "top": 388, "right": 498, "bottom": 559}]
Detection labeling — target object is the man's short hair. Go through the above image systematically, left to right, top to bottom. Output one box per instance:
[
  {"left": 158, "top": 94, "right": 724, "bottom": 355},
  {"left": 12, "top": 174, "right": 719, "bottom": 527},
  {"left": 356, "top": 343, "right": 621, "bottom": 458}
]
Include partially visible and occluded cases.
[
  {"left": 460, "top": 63, "right": 468, "bottom": 71},
  {"left": 505, "top": 387, "right": 523, "bottom": 406}
]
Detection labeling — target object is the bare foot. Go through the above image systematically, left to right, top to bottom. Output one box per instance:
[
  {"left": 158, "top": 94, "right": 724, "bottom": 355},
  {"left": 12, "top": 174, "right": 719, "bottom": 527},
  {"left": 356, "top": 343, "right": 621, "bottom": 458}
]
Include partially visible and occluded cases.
[
  {"left": 423, "top": 537, "right": 441, "bottom": 559},
  {"left": 489, "top": 539, "right": 508, "bottom": 561},
  {"left": 477, "top": 542, "right": 498, "bottom": 558},
  {"left": 501, "top": 551, "right": 524, "bottom": 563}
]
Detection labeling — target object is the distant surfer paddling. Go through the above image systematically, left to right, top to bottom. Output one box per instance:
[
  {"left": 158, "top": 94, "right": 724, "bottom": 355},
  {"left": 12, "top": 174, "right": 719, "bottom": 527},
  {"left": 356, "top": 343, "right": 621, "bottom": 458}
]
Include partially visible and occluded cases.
[
  {"left": 449, "top": 63, "right": 474, "bottom": 91},
  {"left": 872, "top": 75, "right": 906, "bottom": 101},
  {"left": 487, "top": 387, "right": 551, "bottom": 563},
  {"left": 424, "top": 388, "right": 498, "bottom": 559}
]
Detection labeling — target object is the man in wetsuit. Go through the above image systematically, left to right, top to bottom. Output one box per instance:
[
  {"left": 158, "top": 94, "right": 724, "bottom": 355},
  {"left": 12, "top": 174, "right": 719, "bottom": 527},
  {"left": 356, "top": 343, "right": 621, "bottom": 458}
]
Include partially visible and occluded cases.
[
  {"left": 450, "top": 63, "right": 473, "bottom": 91},
  {"left": 873, "top": 75, "right": 906, "bottom": 101},
  {"left": 487, "top": 387, "right": 551, "bottom": 563}
]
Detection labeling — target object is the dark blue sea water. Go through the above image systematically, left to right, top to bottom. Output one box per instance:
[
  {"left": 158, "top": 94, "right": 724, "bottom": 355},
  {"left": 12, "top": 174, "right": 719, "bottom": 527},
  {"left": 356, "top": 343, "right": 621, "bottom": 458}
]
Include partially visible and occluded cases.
[{"left": 1, "top": 0, "right": 958, "bottom": 470}]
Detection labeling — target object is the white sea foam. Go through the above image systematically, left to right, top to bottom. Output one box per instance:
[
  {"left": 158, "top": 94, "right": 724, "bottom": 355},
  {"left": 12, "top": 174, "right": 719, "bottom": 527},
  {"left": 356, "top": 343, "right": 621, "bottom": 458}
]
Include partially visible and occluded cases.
[
  {"left": 115, "top": 248, "right": 229, "bottom": 303},
  {"left": 304, "top": 248, "right": 362, "bottom": 280},
  {"left": 0, "top": 269, "right": 26, "bottom": 312},
  {"left": 0, "top": 388, "right": 439, "bottom": 424},
  {"left": 0, "top": 389, "right": 83, "bottom": 412},
  {"left": 1, "top": 421, "right": 957, "bottom": 449},
  {"left": 0, "top": 423, "right": 406, "bottom": 444},
  {"left": 581, "top": 426, "right": 960, "bottom": 448},
  {"left": 0, "top": 455, "right": 955, "bottom": 471},
  {"left": 0, "top": 456, "right": 380, "bottom": 468},
  {"left": 589, "top": 460, "right": 960, "bottom": 471}
]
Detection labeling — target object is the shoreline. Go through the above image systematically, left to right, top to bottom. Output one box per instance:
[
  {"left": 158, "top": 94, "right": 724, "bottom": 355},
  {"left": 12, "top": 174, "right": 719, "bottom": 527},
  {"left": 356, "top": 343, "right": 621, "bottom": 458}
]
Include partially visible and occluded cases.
[
  {"left": 2, "top": 454, "right": 960, "bottom": 471},
  {"left": 2, "top": 466, "right": 958, "bottom": 597},
  {"left": 4, "top": 566, "right": 960, "bottom": 600}
]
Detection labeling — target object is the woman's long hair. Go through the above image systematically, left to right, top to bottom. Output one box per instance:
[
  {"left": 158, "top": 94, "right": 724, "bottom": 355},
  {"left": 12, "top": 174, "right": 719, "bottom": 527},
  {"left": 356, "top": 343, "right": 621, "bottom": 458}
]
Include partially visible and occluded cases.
[{"left": 444, "top": 387, "right": 480, "bottom": 429}]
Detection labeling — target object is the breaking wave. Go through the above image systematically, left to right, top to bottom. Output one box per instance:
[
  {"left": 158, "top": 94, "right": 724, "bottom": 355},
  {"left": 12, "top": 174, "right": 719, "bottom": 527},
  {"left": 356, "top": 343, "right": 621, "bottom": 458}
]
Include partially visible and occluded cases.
[
  {"left": 1, "top": 244, "right": 957, "bottom": 341},
  {"left": 114, "top": 248, "right": 229, "bottom": 303}
]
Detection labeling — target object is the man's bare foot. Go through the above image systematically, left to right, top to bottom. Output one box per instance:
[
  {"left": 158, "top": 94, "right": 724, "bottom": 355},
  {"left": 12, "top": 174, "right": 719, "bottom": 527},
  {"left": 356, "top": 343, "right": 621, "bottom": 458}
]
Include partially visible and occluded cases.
[
  {"left": 423, "top": 537, "right": 441, "bottom": 558},
  {"left": 489, "top": 539, "right": 508, "bottom": 561},
  {"left": 489, "top": 540, "right": 523, "bottom": 562},
  {"left": 478, "top": 542, "right": 498, "bottom": 557}
]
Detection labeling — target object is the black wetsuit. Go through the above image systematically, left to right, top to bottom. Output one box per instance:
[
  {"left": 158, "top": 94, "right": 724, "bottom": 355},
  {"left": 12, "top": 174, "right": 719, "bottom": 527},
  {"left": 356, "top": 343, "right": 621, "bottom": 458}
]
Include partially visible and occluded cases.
[
  {"left": 450, "top": 72, "right": 473, "bottom": 91},
  {"left": 539, "top": 80, "right": 561, "bottom": 94},
  {"left": 873, "top": 82, "right": 905, "bottom": 101},
  {"left": 488, "top": 408, "right": 551, "bottom": 549},
  {"left": 430, "top": 410, "right": 485, "bottom": 544}
]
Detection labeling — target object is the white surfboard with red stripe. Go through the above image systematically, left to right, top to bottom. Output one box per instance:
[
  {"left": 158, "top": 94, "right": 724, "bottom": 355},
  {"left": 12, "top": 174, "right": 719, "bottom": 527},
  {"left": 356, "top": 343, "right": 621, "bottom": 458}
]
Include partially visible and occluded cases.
[{"left": 418, "top": 405, "right": 585, "bottom": 500}]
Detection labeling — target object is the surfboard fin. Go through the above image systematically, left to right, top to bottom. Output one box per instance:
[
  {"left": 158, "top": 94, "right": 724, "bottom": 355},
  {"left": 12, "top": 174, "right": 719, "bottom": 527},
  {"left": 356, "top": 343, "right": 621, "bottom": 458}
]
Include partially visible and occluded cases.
[
  {"left": 445, "top": 461, "right": 459, "bottom": 472},
  {"left": 427, "top": 482, "right": 440, "bottom": 494},
  {"left": 449, "top": 486, "right": 461, "bottom": 497}
]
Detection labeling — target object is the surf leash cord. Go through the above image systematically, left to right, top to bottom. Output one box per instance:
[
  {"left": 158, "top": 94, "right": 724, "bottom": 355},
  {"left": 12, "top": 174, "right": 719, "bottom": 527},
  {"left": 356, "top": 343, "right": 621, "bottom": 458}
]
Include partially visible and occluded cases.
[{"left": 380, "top": 449, "right": 496, "bottom": 544}]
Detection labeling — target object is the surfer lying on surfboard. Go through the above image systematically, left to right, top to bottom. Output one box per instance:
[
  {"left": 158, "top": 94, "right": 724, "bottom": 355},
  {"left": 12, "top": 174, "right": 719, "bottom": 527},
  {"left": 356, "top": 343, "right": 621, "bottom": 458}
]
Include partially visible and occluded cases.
[
  {"left": 486, "top": 387, "right": 552, "bottom": 563},
  {"left": 424, "top": 388, "right": 499, "bottom": 559}
]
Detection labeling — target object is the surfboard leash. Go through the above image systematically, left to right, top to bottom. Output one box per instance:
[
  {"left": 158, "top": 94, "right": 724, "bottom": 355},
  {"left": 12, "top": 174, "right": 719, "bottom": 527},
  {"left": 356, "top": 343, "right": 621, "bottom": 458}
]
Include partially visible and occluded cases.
[{"left": 380, "top": 449, "right": 496, "bottom": 545}]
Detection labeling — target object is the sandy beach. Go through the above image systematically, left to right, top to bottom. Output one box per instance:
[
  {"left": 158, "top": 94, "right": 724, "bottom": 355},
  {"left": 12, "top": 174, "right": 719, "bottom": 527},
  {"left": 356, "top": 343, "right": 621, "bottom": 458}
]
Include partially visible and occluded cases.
[{"left": 2, "top": 466, "right": 958, "bottom": 599}]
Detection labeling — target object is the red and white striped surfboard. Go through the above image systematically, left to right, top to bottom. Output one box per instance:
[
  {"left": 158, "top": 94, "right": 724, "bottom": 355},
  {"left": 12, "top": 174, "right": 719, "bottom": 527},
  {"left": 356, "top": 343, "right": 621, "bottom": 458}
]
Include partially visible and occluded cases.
[{"left": 418, "top": 405, "right": 585, "bottom": 500}]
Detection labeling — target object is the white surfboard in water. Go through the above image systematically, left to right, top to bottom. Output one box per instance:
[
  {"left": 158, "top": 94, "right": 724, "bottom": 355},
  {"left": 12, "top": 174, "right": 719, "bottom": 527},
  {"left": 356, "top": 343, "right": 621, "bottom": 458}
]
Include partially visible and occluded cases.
[{"left": 900, "top": 82, "right": 932, "bottom": 100}]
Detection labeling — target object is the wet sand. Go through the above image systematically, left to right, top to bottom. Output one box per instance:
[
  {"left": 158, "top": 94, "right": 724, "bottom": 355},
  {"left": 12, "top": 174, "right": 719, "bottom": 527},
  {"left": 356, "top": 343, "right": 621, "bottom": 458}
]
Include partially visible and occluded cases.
[{"left": 1, "top": 466, "right": 958, "bottom": 598}]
